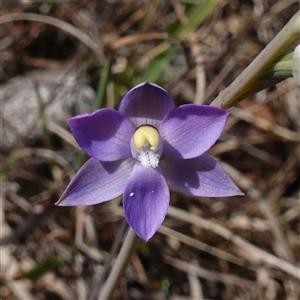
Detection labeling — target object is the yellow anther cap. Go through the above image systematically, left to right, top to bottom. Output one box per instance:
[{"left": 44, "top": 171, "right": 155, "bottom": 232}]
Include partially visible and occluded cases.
[{"left": 133, "top": 126, "right": 160, "bottom": 150}]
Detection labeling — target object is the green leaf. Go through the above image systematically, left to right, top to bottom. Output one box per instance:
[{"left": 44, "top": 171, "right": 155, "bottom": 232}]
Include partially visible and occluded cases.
[
  {"left": 141, "top": 1, "right": 219, "bottom": 83},
  {"left": 141, "top": 46, "right": 179, "bottom": 82},
  {"left": 259, "top": 51, "right": 293, "bottom": 80},
  {"left": 95, "top": 57, "right": 113, "bottom": 109},
  {"left": 16, "top": 256, "right": 61, "bottom": 281}
]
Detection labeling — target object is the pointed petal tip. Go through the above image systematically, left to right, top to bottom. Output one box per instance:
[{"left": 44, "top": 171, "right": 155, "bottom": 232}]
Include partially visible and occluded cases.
[
  {"left": 132, "top": 81, "right": 168, "bottom": 93},
  {"left": 118, "top": 82, "right": 175, "bottom": 128},
  {"left": 161, "top": 154, "right": 245, "bottom": 198},
  {"left": 55, "top": 158, "right": 134, "bottom": 207},
  {"left": 123, "top": 163, "right": 169, "bottom": 244},
  {"left": 224, "top": 181, "right": 245, "bottom": 197},
  {"left": 223, "top": 188, "right": 244, "bottom": 197},
  {"left": 235, "top": 189, "right": 245, "bottom": 196},
  {"left": 54, "top": 190, "right": 69, "bottom": 206},
  {"left": 54, "top": 195, "right": 67, "bottom": 206},
  {"left": 54, "top": 199, "right": 61, "bottom": 206},
  {"left": 124, "top": 214, "right": 156, "bottom": 242},
  {"left": 130, "top": 227, "right": 153, "bottom": 242}
]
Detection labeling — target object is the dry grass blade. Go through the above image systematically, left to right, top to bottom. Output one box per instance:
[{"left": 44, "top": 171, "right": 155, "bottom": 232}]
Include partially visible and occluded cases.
[
  {"left": 1, "top": 1, "right": 299, "bottom": 299},
  {"left": 0, "top": 13, "right": 105, "bottom": 62},
  {"left": 111, "top": 32, "right": 166, "bottom": 50},
  {"left": 204, "top": 58, "right": 236, "bottom": 103},
  {"left": 194, "top": 63, "right": 206, "bottom": 104},
  {"left": 229, "top": 106, "right": 299, "bottom": 141},
  {"left": 47, "top": 122, "right": 80, "bottom": 150},
  {"left": 212, "top": 132, "right": 274, "bottom": 163},
  {"left": 12, "top": 148, "right": 71, "bottom": 168},
  {"left": 221, "top": 162, "right": 295, "bottom": 263},
  {"left": 0, "top": 196, "right": 36, "bottom": 299},
  {"left": 0, "top": 202, "right": 56, "bottom": 245},
  {"left": 167, "top": 206, "right": 300, "bottom": 278},
  {"left": 75, "top": 207, "right": 104, "bottom": 263},
  {"left": 159, "top": 225, "right": 250, "bottom": 270},
  {"left": 165, "top": 256, "right": 257, "bottom": 289},
  {"left": 187, "top": 265, "right": 204, "bottom": 300},
  {"left": 7, "top": 281, "right": 36, "bottom": 300}
]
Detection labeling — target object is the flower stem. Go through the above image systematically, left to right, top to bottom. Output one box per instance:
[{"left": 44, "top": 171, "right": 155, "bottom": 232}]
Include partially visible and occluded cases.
[
  {"left": 210, "top": 10, "right": 300, "bottom": 109},
  {"left": 98, "top": 228, "right": 140, "bottom": 300}
]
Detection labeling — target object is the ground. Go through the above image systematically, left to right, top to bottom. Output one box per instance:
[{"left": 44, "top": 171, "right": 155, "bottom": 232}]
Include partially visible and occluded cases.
[{"left": 1, "top": 1, "right": 299, "bottom": 300}]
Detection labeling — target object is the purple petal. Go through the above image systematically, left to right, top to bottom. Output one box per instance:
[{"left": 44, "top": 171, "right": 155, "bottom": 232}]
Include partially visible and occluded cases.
[
  {"left": 118, "top": 82, "right": 175, "bottom": 128},
  {"left": 159, "top": 105, "right": 229, "bottom": 159},
  {"left": 69, "top": 109, "right": 135, "bottom": 161},
  {"left": 161, "top": 154, "right": 243, "bottom": 197},
  {"left": 56, "top": 158, "right": 135, "bottom": 206},
  {"left": 123, "top": 162, "right": 170, "bottom": 241}
]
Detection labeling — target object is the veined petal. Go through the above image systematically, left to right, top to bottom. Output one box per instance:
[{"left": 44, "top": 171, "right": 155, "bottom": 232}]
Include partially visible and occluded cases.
[
  {"left": 118, "top": 82, "right": 175, "bottom": 128},
  {"left": 159, "top": 105, "right": 229, "bottom": 159},
  {"left": 69, "top": 109, "right": 135, "bottom": 161},
  {"left": 161, "top": 154, "right": 243, "bottom": 197},
  {"left": 56, "top": 158, "right": 135, "bottom": 206},
  {"left": 123, "top": 162, "right": 170, "bottom": 241}
]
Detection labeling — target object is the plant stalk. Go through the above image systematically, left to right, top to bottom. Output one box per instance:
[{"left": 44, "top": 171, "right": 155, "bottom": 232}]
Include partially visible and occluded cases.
[
  {"left": 210, "top": 10, "right": 300, "bottom": 109},
  {"left": 98, "top": 228, "right": 140, "bottom": 300}
]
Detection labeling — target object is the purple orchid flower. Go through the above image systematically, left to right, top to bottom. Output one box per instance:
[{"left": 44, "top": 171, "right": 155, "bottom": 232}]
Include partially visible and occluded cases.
[{"left": 56, "top": 82, "right": 243, "bottom": 241}]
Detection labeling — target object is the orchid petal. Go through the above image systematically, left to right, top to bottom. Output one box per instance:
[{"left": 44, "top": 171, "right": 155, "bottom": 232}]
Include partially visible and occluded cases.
[
  {"left": 118, "top": 82, "right": 175, "bottom": 128},
  {"left": 159, "top": 105, "right": 229, "bottom": 159},
  {"left": 69, "top": 109, "right": 135, "bottom": 161},
  {"left": 161, "top": 154, "right": 243, "bottom": 197},
  {"left": 56, "top": 158, "right": 135, "bottom": 206},
  {"left": 123, "top": 162, "right": 169, "bottom": 241}
]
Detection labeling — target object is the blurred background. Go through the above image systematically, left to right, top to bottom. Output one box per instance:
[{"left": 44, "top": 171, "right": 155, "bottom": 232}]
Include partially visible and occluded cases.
[{"left": 1, "top": 1, "right": 299, "bottom": 299}]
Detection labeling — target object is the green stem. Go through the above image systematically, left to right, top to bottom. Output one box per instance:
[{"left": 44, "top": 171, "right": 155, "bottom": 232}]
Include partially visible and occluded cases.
[
  {"left": 210, "top": 10, "right": 300, "bottom": 109},
  {"left": 95, "top": 58, "right": 113, "bottom": 110},
  {"left": 98, "top": 228, "right": 140, "bottom": 300}
]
